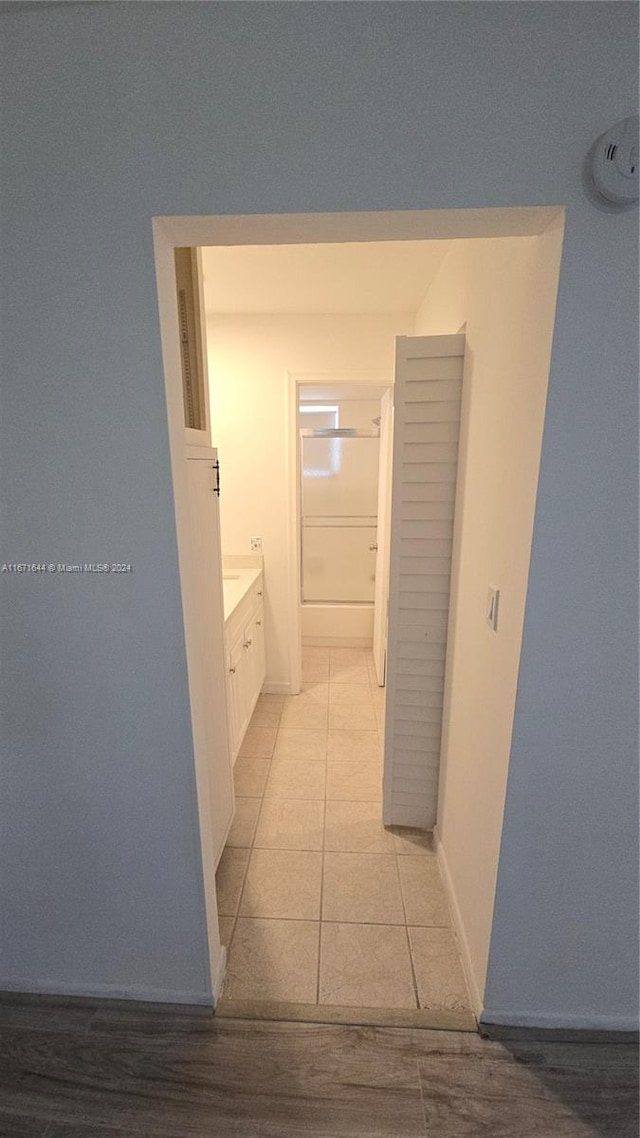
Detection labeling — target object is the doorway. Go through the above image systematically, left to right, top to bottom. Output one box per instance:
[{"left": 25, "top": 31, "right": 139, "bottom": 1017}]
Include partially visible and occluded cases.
[
  {"left": 153, "top": 204, "right": 562, "bottom": 1015},
  {"left": 201, "top": 251, "right": 474, "bottom": 1023},
  {"left": 295, "top": 377, "right": 390, "bottom": 665}
]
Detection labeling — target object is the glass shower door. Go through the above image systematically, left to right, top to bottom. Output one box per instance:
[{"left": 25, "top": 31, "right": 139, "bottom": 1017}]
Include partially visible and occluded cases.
[{"left": 301, "top": 432, "right": 380, "bottom": 603}]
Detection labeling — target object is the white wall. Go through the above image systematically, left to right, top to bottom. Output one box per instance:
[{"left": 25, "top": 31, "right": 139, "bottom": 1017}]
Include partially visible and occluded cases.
[
  {"left": 1, "top": 3, "right": 636, "bottom": 1023},
  {"left": 414, "top": 229, "right": 565, "bottom": 1010},
  {"left": 207, "top": 314, "right": 409, "bottom": 686}
]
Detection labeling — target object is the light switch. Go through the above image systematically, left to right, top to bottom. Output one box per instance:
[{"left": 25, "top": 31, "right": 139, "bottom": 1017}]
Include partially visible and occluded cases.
[{"left": 487, "top": 586, "right": 500, "bottom": 632}]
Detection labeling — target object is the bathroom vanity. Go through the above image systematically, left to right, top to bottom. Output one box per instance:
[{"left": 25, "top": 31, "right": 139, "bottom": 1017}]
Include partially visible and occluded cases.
[{"left": 222, "top": 555, "right": 266, "bottom": 763}]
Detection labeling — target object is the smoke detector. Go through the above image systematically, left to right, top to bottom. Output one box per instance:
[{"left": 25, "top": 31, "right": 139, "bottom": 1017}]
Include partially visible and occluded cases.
[{"left": 587, "top": 116, "right": 639, "bottom": 208}]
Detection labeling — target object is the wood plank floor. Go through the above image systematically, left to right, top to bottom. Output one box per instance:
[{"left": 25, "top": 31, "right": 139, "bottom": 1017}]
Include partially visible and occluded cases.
[{"left": 0, "top": 1000, "right": 637, "bottom": 1137}]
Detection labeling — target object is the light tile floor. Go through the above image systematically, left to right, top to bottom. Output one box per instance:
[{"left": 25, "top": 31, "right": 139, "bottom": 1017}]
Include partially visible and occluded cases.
[{"left": 216, "top": 646, "right": 471, "bottom": 1014}]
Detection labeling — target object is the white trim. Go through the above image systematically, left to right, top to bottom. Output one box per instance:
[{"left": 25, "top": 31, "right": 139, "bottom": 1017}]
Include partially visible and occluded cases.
[
  {"left": 156, "top": 207, "right": 563, "bottom": 248},
  {"left": 151, "top": 208, "right": 565, "bottom": 1005},
  {"left": 152, "top": 218, "right": 220, "bottom": 1003},
  {"left": 290, "top": 369, "right": 390, "bottom": 384},
  {"left": 285, "top": 372, "right": 302, "bottom": 695},
  {"left": 372, "top": 389, "right": 393, "bottom": 686},
  {"left": 184, "top": 427, "right": 210, "bottom": 449},
  {"left": 261, "top": 681, "right": 292, "bottom": 697},
  {"left": 434, "top": 826, "right": 484, "bottom": 1018},
  {"left": 210, "top": 944, "right": 227, "bottom": 1008},
  {"left": 0, "top": 977, "right": 214, "bottom": 1007},
  {"left": 479, "top": 1009, "right": 640, "bottom": 1032}
]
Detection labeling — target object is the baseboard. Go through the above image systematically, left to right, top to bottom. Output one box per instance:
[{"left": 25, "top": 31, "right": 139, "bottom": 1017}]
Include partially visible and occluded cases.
[
  {"left": 261, "top": 681, "right": 291, "bottom": 696},
  {"left": 433, "top": 826, "right": 484, "bottom": 1018},
  {"left": 433, "top": 829, "right": 639, "bottom": 1035},
  {"left": 211, "top": 943, "right": 227, "bottom": 1008},
  {"left": 0, "top": 977, "right": 213, "bottom": 1007},
  {"left": 480, "top": 1009, "right": 640, "bottom": 1033}
]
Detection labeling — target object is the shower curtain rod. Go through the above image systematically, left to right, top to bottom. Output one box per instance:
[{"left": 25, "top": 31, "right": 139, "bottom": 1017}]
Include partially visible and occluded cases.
[{"left": 300, "top": 428, "right": 380, "bottom": 438}]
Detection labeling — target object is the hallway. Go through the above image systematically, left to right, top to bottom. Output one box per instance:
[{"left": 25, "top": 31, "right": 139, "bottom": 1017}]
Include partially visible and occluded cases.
[{"left": 215, "top": 647, "right": 472, "bottom": 1024}]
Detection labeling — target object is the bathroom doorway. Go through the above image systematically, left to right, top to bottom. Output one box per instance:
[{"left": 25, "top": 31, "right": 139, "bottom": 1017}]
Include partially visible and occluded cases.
[{"left": 153, "top": 207, "right": 565, "bottom": 1019}]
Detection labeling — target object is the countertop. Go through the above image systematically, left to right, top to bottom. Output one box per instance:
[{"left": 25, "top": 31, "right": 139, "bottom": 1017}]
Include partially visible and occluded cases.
[{"left": 222, "top": 554, "right": 263, "bottom": 624}]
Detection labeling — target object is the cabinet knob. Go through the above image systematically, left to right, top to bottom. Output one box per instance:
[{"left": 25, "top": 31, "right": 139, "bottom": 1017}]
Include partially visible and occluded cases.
[
  {"left": 369, "top": 544, "right": 378, "bottom": 552},
  {"left": 257, "top": 590, "right": 263, "bottom": 597},
  {"left": 256, "top": 620, "right": 262, "bottom": 626},
  {"left": 244, "top": 639, "right": 252, "bottom": 649},
  {"left": 229, "top": 666, "right": 236, "bottom": 675}
]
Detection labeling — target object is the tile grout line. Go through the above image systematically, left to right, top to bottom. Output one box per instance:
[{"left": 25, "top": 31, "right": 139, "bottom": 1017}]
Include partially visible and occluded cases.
[
  {"left": 317, "top": 678, "right": 335, "bottom": 1009},
  {"left": 228, "top": 710, "right": 282, "bottom": 946},
  {"left": 231, "top": 717, "right": 277, "bottom": 924},
  {"left": 316, "top": 734, "right": 329, "bottom": 1008},
  {"left": 394, "top": 847, "right": 421, "bottom": 1011},
  {"left": 222, "top": 915, "right": 415, "bottom": 926}
]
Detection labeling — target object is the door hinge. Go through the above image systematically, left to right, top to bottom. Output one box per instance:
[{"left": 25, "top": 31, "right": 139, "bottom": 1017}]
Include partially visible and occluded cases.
[{"left": 212, "top": 460, "right": 220, "bottom": 497}]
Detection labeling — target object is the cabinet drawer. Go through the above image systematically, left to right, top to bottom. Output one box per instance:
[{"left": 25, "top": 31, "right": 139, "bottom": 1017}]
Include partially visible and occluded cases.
[{"left": 224, "top": 571, "right": 265, "bottom": 761}]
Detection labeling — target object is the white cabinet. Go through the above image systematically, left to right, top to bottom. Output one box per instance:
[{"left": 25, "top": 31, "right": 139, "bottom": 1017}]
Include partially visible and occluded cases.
[
  {"left": 185, "top": 449, "right": 235, "bottom": 867},
  {"left": 225, "top": 574, "right": 266, "bottom": 763},
  {"left": 251, "top": 601, "right": 266, "bottom": 698},
  {"left": 226, "top": 628, "right": 246, "bottom": 761}
]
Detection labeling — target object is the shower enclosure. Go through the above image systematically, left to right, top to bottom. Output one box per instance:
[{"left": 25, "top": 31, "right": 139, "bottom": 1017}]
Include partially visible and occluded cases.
[{"left": 300, "top": 427, "right": 380, "bottom": 608}]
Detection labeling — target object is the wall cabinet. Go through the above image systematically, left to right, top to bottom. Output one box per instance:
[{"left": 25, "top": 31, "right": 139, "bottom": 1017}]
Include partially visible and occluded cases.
[{"left": 225, "top": 574, "right": 266, "bottom": 763}]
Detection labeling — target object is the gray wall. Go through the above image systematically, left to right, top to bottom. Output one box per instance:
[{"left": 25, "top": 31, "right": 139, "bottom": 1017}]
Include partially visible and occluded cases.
[{"left": 1, "top": 2, "right": 637, "bottom": 1020}]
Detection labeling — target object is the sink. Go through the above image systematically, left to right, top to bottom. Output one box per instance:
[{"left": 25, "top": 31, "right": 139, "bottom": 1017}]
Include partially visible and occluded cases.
[{"left": 223, "top": 574, "right": 241, "bottom": 581}]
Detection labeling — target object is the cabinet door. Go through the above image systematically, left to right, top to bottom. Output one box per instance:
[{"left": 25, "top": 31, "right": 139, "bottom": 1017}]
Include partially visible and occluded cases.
[
  {"left": 186, "top": 451, "right": 235, "bottom": 866},
  {"left": 253, "top": 602, "right": 266, "bottom": 698},
  {"left": 242, "top": 617, "right": 257, "bottom": 722},
  {"left": 227, "top": 630, "right": 247, "bottom": 761},
  {"left": 226, "top": 640, "right": 239, "bottom": 762}
]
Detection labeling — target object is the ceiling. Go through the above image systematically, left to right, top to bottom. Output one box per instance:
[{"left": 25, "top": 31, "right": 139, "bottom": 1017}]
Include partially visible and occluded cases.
[{"left": 201, "top": 240, "right": 451, "bottom": 315}]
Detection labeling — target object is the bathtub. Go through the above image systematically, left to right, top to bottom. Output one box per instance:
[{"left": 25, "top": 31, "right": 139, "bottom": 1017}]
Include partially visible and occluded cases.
[{"left": 301, "top": 602, "right": 374, "bottom": 649}]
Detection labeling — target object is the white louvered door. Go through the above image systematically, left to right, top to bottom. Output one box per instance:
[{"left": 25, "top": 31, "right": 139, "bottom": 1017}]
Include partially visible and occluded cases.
[{"left": 383, "top": 335, "right": 465, "bottom": 829}]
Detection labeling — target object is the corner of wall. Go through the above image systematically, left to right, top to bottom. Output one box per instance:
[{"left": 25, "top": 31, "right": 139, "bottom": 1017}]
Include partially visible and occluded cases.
[
  {"left": 433, "top": 827, "right": 484, "bottom": 1017},
  {"left": 211, "top": 943, "right": 228, "bottom": 1008}
]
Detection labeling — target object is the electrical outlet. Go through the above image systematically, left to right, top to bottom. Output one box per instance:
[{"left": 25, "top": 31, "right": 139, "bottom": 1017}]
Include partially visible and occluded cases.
[{"left": 250, "top": 536, "right": 263, "bottom": 553}]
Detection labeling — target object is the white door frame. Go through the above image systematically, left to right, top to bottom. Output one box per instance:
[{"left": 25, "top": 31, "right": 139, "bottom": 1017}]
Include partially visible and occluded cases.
[
  {"left": 151, "top": 207, "right": 562, "bottom": 999},
  {"left": 286, "top": 370, "right": 391, "bottom": 693},
  {"left": 372, "top": 388, "right": 394, "bottom": 686}
]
